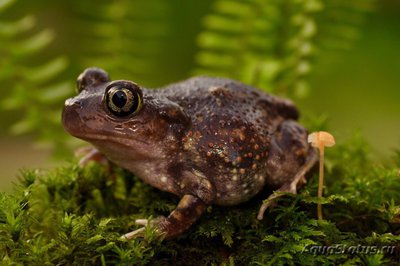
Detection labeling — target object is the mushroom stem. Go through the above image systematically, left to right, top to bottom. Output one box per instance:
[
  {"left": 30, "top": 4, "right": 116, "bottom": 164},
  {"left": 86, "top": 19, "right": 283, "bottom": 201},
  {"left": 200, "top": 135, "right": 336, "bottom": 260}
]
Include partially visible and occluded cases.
[
  {"left": 308, "top": 131, "right": 335, "bottom": 220},
  {"left": 317, "top": 144, "right": 325, "bottom": 220}
]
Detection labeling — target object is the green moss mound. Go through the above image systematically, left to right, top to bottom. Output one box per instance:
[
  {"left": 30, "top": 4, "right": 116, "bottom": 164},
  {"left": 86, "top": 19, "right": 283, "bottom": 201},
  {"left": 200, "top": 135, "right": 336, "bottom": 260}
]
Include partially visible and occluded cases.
[{"left": 1, "top": 137, "right": 400, "bottom": 265}]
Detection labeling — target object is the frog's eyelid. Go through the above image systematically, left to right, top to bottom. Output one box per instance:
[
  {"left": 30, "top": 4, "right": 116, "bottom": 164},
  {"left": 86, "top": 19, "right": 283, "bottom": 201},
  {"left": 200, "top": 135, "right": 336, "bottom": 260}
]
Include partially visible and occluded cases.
[
  {"left": 76, "top": 67, "right": 110, "bottom": 93},
  {"left": 106, "top": 80, "right": 141, "bottom": 91}
]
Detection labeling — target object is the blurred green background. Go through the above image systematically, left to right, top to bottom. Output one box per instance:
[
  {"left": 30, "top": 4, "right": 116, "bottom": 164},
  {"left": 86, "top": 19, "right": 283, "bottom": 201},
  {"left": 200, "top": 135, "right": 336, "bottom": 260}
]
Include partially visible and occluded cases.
[{"left": 0, "top": 0, "right": 399, "bottom": 192}]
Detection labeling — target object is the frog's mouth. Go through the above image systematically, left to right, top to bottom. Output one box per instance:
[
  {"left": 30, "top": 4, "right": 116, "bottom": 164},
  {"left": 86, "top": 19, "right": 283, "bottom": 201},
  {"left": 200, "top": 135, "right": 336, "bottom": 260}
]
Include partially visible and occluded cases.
[{"left": 78, "top": 133, "right": 150, "bottom": 146}]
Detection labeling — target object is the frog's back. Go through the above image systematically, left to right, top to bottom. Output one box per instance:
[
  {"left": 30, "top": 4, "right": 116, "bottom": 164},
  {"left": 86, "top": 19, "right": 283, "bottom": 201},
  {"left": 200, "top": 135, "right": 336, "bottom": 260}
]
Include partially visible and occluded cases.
[
  {"left": 156, "top": 76, "right": 300, "bottom": 205},
  {"left": 159, "top": 76, "right": 299, "bottom": 121}
]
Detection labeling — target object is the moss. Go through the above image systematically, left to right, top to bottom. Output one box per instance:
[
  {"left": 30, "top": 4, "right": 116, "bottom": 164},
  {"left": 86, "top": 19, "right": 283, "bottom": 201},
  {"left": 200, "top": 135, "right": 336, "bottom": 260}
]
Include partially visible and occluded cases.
[{"left": 1, "top": 136, "right": 400, "bottom": 265}]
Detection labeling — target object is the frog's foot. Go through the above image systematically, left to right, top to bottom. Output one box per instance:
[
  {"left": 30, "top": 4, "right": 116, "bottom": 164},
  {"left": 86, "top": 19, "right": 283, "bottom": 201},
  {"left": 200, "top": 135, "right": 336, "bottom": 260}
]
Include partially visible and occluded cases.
[
  {"left": 75, "top": 147, "right": 109, "bottom": 167},
  {"left": 257, "top": 150, "right": 317, "bottom": 220},
  {"left": 257, "top": 183, "right": 296, "bottom": 220},
  {"left": 122, "top": 194, "right": 207, "bottom": 240},
  {"left": 121, "top": 217, "right": 166, "bottom": 240},
  {"left": 120, "top": 219, "right": 154, "bottom": 239},
  {"left": 121, "top": 225, "right": 146, "bottom": 239}
]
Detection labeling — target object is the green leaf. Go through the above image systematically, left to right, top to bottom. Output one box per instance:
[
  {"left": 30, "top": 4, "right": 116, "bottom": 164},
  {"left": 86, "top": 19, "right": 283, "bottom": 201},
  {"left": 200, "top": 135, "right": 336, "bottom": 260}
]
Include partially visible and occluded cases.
[
  {"left": 0, "top": 0, "right": 15, "bottom": 12},
  {"left": 0, "top": 15, "right": 35, "bottom": 37},
  {"left": 11, "top": 29, "right": 54, "bottom": 56},
  {"left": 23, "top": 57, "right": 69, "bottom": 84},
  {"left": 36, "top": 81, "right": 72, "bottom": 103},
  {"left": 86, "top": 234, "right": 104, "bottom": 245}
]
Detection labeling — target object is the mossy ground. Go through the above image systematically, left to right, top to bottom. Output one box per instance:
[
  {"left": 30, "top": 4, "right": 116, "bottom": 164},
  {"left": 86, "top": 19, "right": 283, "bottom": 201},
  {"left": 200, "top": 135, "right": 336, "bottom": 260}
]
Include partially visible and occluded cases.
[{"left": 1, "top": 136, "right": 400, "bottom": 265}]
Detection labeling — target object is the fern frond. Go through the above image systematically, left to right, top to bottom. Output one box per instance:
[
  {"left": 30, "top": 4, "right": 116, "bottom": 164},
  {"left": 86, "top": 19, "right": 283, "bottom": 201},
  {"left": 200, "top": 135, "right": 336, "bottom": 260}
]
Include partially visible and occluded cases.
[
  {"left": 1, "top": 0, "right": 210, "bottom": 156},
  {"left": 194, "top": 0, "right": 373, "bottom": 97},
  {"left": 315, "top": 0, "right": 373, "bottom": 51},
  {"left": 0, "top": 1, "right": 72, "bottom": 156},
  {"left": 69, "top": 1, "right": 172, "bottom": 87}
]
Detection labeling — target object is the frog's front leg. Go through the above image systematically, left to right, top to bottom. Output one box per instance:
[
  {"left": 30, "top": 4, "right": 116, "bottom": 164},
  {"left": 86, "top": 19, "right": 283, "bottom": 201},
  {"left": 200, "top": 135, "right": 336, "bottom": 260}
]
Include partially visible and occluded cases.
[
  {"left": 123, "top": 170, "right": 213, "bottom": 240},
  {"left": 123, "top": 194, "right": 207, "bottom": 240}
]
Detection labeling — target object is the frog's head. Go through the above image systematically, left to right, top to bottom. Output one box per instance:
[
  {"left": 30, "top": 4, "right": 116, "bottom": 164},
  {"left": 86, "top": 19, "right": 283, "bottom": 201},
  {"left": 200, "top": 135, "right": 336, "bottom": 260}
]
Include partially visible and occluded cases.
[{"left": 62, "top": 68, "right": 189, "bottom": 160}]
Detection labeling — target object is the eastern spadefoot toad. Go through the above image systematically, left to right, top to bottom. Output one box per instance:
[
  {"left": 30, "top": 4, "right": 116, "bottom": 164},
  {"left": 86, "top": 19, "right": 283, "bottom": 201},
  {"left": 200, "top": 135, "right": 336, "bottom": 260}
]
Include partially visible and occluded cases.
[{"left": 62, "top": 68, "right": 317, "bottom": 239}]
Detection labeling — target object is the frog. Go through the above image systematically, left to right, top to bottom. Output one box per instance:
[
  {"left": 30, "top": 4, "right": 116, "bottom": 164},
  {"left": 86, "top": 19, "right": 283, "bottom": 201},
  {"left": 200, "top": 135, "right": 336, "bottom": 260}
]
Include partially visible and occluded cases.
[{"left": 62, "top": 67, "right": 317, "bottom": 240}]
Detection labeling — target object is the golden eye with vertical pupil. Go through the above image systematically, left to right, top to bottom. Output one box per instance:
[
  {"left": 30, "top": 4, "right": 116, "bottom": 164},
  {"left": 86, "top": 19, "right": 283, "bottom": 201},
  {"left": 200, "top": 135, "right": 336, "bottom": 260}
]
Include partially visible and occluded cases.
[{"left": 105, "top": 83, "right": 142, "bottom": 117}]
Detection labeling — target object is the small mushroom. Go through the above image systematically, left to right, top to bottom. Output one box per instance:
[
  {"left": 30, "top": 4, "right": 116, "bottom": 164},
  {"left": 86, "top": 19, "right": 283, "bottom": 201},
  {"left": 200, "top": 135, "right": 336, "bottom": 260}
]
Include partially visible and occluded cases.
[{"left": 308, "top": 131, "right": 335, "bottom": 220}]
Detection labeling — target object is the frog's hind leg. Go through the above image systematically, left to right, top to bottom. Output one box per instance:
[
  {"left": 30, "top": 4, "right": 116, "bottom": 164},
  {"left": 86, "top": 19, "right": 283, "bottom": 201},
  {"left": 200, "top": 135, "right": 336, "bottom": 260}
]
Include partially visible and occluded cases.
[{"left": 257, "top": 149, "right": 317, "bottom": 220}]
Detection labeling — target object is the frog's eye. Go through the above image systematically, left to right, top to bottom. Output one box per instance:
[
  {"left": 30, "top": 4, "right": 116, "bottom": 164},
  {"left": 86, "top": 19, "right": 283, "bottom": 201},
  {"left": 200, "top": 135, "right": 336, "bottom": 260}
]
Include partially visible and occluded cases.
[{"left": 105, "top": 83, "right": 142, "bottom": 117}]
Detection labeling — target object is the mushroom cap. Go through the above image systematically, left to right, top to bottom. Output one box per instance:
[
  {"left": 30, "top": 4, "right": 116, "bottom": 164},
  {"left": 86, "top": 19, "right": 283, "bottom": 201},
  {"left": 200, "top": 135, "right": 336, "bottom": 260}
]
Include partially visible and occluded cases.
[{"left": 308, "top": 131, "right": 336, "bottom": 148}]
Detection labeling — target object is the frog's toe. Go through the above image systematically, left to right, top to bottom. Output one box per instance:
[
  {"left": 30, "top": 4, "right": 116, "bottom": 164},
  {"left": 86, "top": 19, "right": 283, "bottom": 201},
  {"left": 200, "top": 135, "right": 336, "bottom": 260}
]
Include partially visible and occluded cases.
[
  {"left": 76, "top": 147, "right": 109, "bottom": 167},
  {"left": 297, "top": 175, "right": 307, "bottom": 188},
  {"left": 257, "top": 183, "right": 297, "bottom": 220},
  {"left": 257, "top": 194, "right": 279, "bottom": 220},
  {"left": 257, "top": 202, "right": 273, "bottom": 220},
  {"left": 121, "top": 216, "right": 168, "bottom": 240},
  {"left": 135, "top": 219, "right": 149, "bottom": 226},
  {"left": 121, "top": 227, "right": 146, "bottom": 240}
]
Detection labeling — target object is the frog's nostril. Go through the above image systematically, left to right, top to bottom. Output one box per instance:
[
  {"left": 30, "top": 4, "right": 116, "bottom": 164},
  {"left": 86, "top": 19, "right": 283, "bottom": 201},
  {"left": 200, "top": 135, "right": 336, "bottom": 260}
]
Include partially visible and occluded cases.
[{"left": 65, "top": 98, "right": 81, "bottom": 107}]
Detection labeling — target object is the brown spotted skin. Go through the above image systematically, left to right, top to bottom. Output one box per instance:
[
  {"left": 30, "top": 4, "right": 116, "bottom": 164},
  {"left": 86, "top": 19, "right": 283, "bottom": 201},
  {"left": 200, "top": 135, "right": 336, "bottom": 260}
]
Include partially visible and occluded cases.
[
  {"left": 62, "top": 68, "right": 314, "bottom": 239},
  {"left": 159, "top": 77, "right": 307, "bottom": 205}
]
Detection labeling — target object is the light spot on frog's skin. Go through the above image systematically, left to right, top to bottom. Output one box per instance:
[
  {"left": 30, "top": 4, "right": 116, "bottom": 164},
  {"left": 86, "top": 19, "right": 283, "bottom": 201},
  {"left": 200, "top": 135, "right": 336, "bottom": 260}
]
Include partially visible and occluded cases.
[
  {"left": 239, "top": 168, "right": 245, "bottom": 174},
  {"left": 232, "top": 169, "right": 237, "bottom": 174},
  {"left": 232, "top": 175, "right": 238, "bottom": 181},
  {"left": 161, "top": 176, "right": 168, "bottom": 183},
  {"left": 203, "top": 179, "right": 212, "bottom": 189},
  {"left": 242, "top": 183, "right": 248, "bottom": 188},
  {"left": 226, "top": 184, "right": 233, "bottom": 190},
  {"left": 244, "top": 189, "right": 250, "bottom": 194},
  {"left": 217, "top": 193, "right": 221, "bottom": 197},
  {"left": 179, "top": 196, "right": 191, "bottom": 208},
  {"left": 171, "top": 210, "right": 183, "bottom": 221}
]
